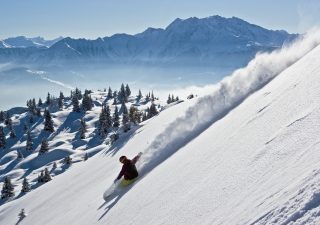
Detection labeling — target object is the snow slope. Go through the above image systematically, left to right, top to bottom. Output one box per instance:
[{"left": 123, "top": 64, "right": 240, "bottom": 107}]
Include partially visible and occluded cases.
[{"left": 1, "top": 31, "right": 320, "bottom": 224}]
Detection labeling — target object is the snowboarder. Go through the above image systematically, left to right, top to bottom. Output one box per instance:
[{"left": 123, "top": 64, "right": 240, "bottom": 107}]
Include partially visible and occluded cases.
[{"left": 114, "top": 152, "right": 142, "bottom": 186}]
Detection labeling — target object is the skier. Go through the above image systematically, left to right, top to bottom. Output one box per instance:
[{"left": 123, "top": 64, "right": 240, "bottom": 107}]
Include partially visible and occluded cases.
[{"left": 114, "top": 152, "right": 142, "bottom": 186}]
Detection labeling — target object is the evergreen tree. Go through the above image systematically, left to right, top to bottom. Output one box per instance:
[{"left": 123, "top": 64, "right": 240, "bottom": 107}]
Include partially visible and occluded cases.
[
  {"left": 118, "top": 83, "right": 126, "bottom": 103},
  {"left": 125, "top": 84, "right": 131, "bottom": 99},
  {"left": 107, "top": 87, "right": 113, "bottom": 99},
  {"left": 74, "top": 88, "right": 82, "bottom": 100},
  {"left": 137, "top": 89, "right": 143, "bottom": 100},
  {"left": 82, "top": 90, "right": 93, "bottom": 111},
  {"left": 59, "top": 91, "right": 64, "bottom": 99},
  {"left": 151, "top": 91, "right": 155, "bottom": 101},
  {"left": 46, "top": 92, "right": 51, "bottom": 105},
  {"left": 145, "top": 94, "right": 150, "bottom": 102},
  {"left": 167, "top": 94, "right": 172, "bottom": 104},
  {"left": 72, "top": 95, "right": 80, "bottom": 112},
  {"left": 112, "top": 96, "right": 117, "bottom": 105},
  {"left": 175, "top": 96, "right": 179, "bottom": 101},
  {"left": 38, "top": 98, "right": 43, "bottom": 106},
  {"left": 120, "top": 102, "right": 128, "bottom": 115},
  {"left": 149, "top": 103, "right": 158, "bottom": 118},
  {"left": 98, "top": 105, "right": 111, "bottom": 138},
  {"left": 129, "top": 105, "right": 140, "bottom": 124},
  {"left": 113, "top": 106, "right": 120, "bottom": 127},
  {"left": 36, "top": 108, "right": 41, "bottom": 117},
  {"left": 44, "top": 109, "right": 54, "bottom": 132},
  {"left": 0, "top": 111, "right": 4, "bottom": 122},
  {"left": 4, "top": 111, "right": 10, "bottom": 125},
  {"left": 142, "top": 112, "right": 148, "bottom": 121},
  {"left": 122, "top": 113, "right": 130, "bottom": 132},
  {"left": 29, "top": 115, "right": 34, "bottom": 124},
  {"left": 6, "top": 117, "right": 12, "bottom": 130},
  {"left": 79, "top": 119, "right": 87, "bottom": 139},
  {"left": 23, "top": 123, "right": 28, "bottom": 132},
  {"left": 0, "top": 126, "right": 6, "bottom": 148},
  {"left": 9, "top": 127, "right": 16, "bottom": 139},
  {"left": 26, "top": 130, "right": 33, "bottom": 151},
  {"left": 39, "top": 138, "right": 49, "bottom": 155},
  {"left": 17, "top": 150, "right": 23, "bottom": 159},
  {"left": 64, "top": 155, "right": 72, "bottom": 164},
  {"left": 53, "top": 162, "right": 57, "bottom": 169},
  {"left": 38, "top": 168, "right": 51, "bottom": 182},
  {"left": 43, "top": 168, "right": 52, "bottom": 182},
  {"left": 1, "top": 176, "right": 14, "bottom": 199},
  {"left": 21, "top": 178, "right": 30, "bottom": 193}
]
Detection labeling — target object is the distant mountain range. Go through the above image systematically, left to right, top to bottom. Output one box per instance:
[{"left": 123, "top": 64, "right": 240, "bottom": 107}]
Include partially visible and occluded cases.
[
  {"left": 0, "top": 16, "right": 298, "bottom": 68},
  {"left": 0, "top": 36, "right": 63, "bottom": 48}
]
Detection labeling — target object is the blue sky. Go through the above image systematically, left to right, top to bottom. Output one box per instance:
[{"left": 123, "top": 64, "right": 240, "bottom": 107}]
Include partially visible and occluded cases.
[{"left": 1, "top": 0, "right": 320, "bottom": 39}]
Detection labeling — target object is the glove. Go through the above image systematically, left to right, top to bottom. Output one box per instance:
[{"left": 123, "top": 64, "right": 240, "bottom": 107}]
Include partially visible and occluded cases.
[{"left": 138, "top": 152, "right": 143, "bottom": 157}]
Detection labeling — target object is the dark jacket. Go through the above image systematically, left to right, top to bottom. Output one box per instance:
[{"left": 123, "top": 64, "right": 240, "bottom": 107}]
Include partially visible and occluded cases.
[{"left": 116, "top": 155, "right": 140, "bottom": 180}]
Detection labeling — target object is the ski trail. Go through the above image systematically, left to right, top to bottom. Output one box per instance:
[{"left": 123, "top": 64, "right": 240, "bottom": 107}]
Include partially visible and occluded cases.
[{"left": 137, "top": 29, "right": 320, "bottom": 175}]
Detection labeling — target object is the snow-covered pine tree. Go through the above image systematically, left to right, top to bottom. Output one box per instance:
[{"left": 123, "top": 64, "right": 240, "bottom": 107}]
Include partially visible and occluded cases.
[
  {"left": 118, "top": 83, "right": 126, "bottom": 103},
  {"left": 125, "top": 84, "right": 131, "bottom": 99},
  {"left": 107, "top": 87, "right": 113, "bottom": 99},
  {"left": 76, "top": 88, "right": 83, "bottom": 99},
  {"left": 137, "top": 89, "right": 143, "bottom": 101},
  {"left": 82, "top": 90, "right": 93, "bottom": 111},
  {"left": 59, "top": 91, "right": 64, "bottom": 99},
  {"left": 151, "top": 91, "right": 155, "bottom": 101},
  {"left": 46, "top": 92, "right": 51, "bottom": 105},
  {"left": 145, "top": 94, "right": 150, "bottom": 102},
  {"left": 167, "top": 94, "right": 172, "bottom": 104},
  {"left": 72, "top": 95, "right": 80, "bottom": 112},
  {"left": 38, "top": 98, "right": 43, "bottom": 106},
  {"left": 120, "top": 101, "right": 128, "bottom": 115},
  {"left": 149, "top": 103, "right": 158, "bottom": 118},
  {"left": 105, "top": 105, "right": 112, "bottom": 129},
  {"left": 129, "top": 105, "right": 139, "bottom": 124},
  {"left": 98, "top": 106, "right": 107, "bottom": 138},
  {"left": 113, "top": 106, "right": 120, "bottom": 127},
  {"left": 36, "top": 108, "right": 41, "bottom": 117},
  {"left": 44, "top": 109, "right": 54, "bottom": 132},
  {"left": 0, "top": 111, "right": 4, "bottom": 122},
  {"left": 4, "top": 111, "right": 10, "bottom": 125},
  {"left": 142, "top": 112, "right": 148, "bottom": 121},
  {"left": 122, "top": 113, "right": 130, "bottom": 132},
  {"left": 29, "top": 115, "right": 34, "bottom": 124},
  {"left": 6, "top": 117, "right": 12, "bottom": 130},
  {"left": 79, "top": 118, "right": 87, "bottom": 139},
  {"left": 23, "top": 123, "right": 28, "bottom": 132},
  {"left": 0, "top": 126, "right": 6, "bottom": 149},
  {"left": 9, "top": 127, "right": 16, "bottom": 138},
  {"left": 26, "top": 130, "right": 33, "bottom": 151},
  {"left": 39, "top": 138, "right": 49, "bottom": 155},
  {"left": 17, "top": 150, "right": 23, "bottom": 159},
  {"left": 64, "top": 155, "right": 72, "bottom": 164},
  {"left": 53, "top": 162, "right": 57, "bottom": 169},
  {"left": 43, "top": 168, "right": 52, "bottom": 182},
  {"left": 37, "top": 171, "right": 44, "bottom": 183},
  {"left": 1, "top": 176, "right": 14, "bottom": 199},
  {"left": 21, "top": 178, "right": 30, "bottom": 193},
  {"left": 18, "top": 208, "right": 27, "bottom": 220}
]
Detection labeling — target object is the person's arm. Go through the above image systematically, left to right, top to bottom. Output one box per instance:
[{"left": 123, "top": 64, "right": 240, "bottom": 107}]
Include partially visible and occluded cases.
[
  {"left": 131, "top": 152, "right": 143, "bottom": 164},
  {"left": 115, "top": 166, "right": 125, "bottom": 181}
]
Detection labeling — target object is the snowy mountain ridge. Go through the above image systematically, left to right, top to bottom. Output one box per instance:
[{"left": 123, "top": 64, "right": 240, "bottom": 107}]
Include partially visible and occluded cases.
[
  {"left": 0, "top": 16, "right": 297, "bottom": 68},
  {"left": 1, "top": 29, "right": 320, "bottom": 224},
  {"left": 0, "top": 36, "right": 63, "bottom": 48}
]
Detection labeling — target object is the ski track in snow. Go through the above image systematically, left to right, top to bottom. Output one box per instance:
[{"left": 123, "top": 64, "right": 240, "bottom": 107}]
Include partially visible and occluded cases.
[{"left": 137, "top": 29, "right": 320, "bottom": 176}]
